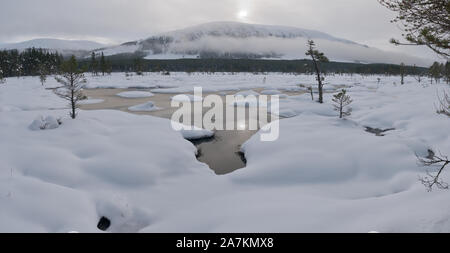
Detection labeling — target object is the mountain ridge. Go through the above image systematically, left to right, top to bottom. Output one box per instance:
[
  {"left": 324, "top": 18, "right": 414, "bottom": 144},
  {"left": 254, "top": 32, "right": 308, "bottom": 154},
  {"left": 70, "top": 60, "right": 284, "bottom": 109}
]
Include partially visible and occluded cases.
[
  {"left": 98, "top": 21, "right": 427, "bottom": 66},
  {"left": 154, "top": 21, "right": 362, "bottom": 46},
  {"left": 0, "top": 38, "right": 105, "bottom": 53}
]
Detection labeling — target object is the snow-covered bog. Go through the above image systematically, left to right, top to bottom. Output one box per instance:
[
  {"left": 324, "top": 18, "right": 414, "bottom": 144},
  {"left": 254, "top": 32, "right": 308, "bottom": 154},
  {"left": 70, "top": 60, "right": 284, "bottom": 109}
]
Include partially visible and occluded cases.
[{"left": 1, "top": 74, "right": 450, "bottom": 233}]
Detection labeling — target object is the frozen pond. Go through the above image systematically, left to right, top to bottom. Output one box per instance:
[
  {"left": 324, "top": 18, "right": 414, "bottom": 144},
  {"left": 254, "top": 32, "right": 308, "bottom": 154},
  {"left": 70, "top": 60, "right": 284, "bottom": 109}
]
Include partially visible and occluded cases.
[{"left": 80, "top": 88, "right": 302, "bottom": 174}]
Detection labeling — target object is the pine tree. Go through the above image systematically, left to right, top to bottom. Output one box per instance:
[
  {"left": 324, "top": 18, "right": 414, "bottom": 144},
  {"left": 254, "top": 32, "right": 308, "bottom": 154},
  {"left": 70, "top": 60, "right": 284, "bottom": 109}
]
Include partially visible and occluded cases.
[
  {"left": 379, "top": 0, "right": 449, "bottom": 57},
  {"left": 305, "top": 40, "right": 329, "bottom": 103},
  {"left": 90, "top": 52, "right": 98, "bottom": 76},
  {"left": 100, "top": 52, "right": 106, "bottom": 76},
  {"left": 56, "top": 53, "right": 64, "bottom": 72},
  {"left": 55, "top": 56, "right": 86, "bottom": 119},
  {"left": 134, "top": 58, "right": 144, "bottom": 75},
  {"left": 105, "top": 59, "right": 112, "bottom": 75},
  {"left": 445, "top": 61, "right": 450, "bottom": 84},
  {"left": 400, "top": 62, "right": 405, "bottom": 85},
  {"left": 429, "top": 62, "right": 443, "bottom": 84},
  {"left": 38, "top": 64, "right": 47, "bottom": 86},
  {"left": 413, "top": 64, "right": 422, "bottom": 83},
  {"left": 0, "top": 68, "right": 5, "bottom": 84},
  {"left": 332, "top": 89, "right": 353, "bottom": 119}
]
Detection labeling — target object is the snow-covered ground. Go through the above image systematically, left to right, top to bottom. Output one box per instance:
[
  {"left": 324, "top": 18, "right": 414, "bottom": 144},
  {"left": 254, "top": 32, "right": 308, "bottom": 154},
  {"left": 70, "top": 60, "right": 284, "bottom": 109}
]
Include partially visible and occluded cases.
[{"left": 1, "top": 73, "right": 449, "bottom": 232}]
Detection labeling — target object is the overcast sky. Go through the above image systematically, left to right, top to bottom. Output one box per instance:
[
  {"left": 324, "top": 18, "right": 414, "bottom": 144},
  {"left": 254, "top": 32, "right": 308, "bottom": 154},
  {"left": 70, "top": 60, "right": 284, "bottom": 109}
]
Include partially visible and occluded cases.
[{"left": 0, "top": 0, "right": 441, "bottom": 61}]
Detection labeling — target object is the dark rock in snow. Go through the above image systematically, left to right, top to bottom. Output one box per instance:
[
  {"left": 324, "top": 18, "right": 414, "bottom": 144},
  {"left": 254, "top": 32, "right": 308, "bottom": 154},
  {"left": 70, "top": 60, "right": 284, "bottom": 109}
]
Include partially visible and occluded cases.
[{"left": 97, "top": 216, "right": 111, "bottom": 231}]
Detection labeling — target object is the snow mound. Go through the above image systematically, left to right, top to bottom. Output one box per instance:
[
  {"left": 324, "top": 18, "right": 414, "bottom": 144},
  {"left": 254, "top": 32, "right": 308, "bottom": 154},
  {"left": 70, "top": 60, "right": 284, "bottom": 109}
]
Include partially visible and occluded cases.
[
  {"left": 116, "top": 91, "right": 154, "bottom": 98},
  {"left": 128, "top": 102, "right": 161, "bottom": 112},
  {"left": 1, "top": 109, "right": 205, "bottom": 232},
  {"left": 235, "top": 114, "right": 419, "bottom": 185},
  {"left": 29, "top": 116, "right": 61, "bottom": 130},
  {"left": 171, "top": 122, "right": 215, "bottom": 140}
]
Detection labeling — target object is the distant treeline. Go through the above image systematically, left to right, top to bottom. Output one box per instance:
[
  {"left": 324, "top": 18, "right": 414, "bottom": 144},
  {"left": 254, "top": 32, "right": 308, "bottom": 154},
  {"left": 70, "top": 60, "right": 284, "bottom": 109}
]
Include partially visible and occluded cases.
[
  {"left": 0, "top": 48, "right": 63, "bottom": 78},
  {"left": 0, "top": 48, "right": 429, "bottom": 78},
  {"left": 84, "top": 54, "right": 428, "bottom": 76}
]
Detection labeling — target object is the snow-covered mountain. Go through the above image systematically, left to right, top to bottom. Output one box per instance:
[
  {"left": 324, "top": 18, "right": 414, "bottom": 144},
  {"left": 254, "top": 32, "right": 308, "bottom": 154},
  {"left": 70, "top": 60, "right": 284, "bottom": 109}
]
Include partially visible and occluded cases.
[
  {"left": 98, "top": 21, "right": 430, "bottom": 66},
  {"left": 1, "top": 22, "right": 428, "bottom": 65},
  {"left": 159, "top": 22, "right": 359, "bottom": 45},
  {"left": 0, "top": 38, "right": 105, "bottom": 55}
]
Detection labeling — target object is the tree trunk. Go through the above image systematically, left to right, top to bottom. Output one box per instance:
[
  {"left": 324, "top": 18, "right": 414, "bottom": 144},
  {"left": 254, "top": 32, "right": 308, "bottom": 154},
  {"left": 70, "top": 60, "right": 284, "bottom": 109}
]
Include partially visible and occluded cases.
[
  {"left": 312, "top": 59, "right": 323, "bottom": 104},
  {"left": 70, "top": 73, "right": 76, "bottom": 119},
  {"left": 71, "top": 89, "right": 76, "bottom": 119},
  {"left": 71, "top": 101, "right": 76, "bottom": 119}
]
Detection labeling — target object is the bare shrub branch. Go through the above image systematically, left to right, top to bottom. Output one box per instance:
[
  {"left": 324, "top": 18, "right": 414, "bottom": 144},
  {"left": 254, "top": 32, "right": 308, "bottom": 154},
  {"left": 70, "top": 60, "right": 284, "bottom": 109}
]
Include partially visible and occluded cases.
[
  {"left": 436, "top": 89, "right": 450, "bottom": 116},
  {"left": 417, "top": 149, "right": 450, "bottom": 191}
]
